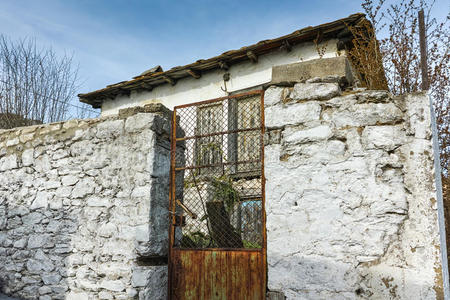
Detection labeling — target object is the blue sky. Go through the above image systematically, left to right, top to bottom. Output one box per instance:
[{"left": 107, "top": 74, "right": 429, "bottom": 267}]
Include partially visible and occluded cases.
[{"left": 0, "top": 0, "right": 448, "bottom": 112}]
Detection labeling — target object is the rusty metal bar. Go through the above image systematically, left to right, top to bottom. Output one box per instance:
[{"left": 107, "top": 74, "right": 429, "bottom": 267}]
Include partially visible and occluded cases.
[
  {"left": 260, "top": 88, "right": 267, "bottom": 295},
  {"left": 174, "top": 90, "right": 263, "bottom": 109},
  {"left": 167, "top": 106, "right": 177, "bottom": 298},
  {"left": 176, "top": 126, "right": 261, "bottom": 141},
  {"left": 175, "top": 159, "right": 260, "bottom": 171}
]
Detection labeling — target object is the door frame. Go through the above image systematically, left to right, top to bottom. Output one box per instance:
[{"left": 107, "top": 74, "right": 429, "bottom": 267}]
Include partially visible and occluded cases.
[{"left": 168, "top": 90, "right": 266, "bottom": 299}]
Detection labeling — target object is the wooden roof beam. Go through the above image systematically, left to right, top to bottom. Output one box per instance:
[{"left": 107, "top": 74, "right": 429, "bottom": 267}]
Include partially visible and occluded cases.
[
  {"left": 314, "top": 29, "right": 324, "bottom": 45},
  {"left": 280, "top": 40, "right": 292, "bottom": 52},
  {"left": 247, "top": 50, "right": 258, "bottom": 63},
  {"left": 218, "top": 61, "right": 229, "bottom": 70},
  {"left": 186, "top": 68, "right": 201, "bottom": 79},
  {"left": 162, "top": 75, "right": 176, "bottom": 86},
  {"left": 141, "top": 82, "right": 153, "bottom": 90},
  {"left": 119, "top": 88, "right": 129, "bottom": 93}
]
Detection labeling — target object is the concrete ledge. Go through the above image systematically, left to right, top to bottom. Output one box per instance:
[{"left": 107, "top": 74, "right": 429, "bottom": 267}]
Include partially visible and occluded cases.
[
  {"left": 271, "top": 56, "right": 354, "bottom": 86},
  {"left": 118, "top": 103, "right": 171, "bottom": 119}
]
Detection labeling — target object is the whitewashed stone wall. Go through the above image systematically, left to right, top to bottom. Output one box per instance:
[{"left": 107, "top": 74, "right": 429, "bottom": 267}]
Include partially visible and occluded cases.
[
  {"left": 0, "top": 82, "right": 445, "bottom": 300},
  {"left": 264, "top": 83, "right": 444, "bottom": 299},
  {"left": 0, "top": 105, "right": 172, "bottom": 300}
]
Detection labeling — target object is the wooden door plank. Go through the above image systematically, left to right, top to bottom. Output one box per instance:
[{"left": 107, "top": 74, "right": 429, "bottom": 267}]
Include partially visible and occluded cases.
[{"left": 170, "top": 249, "right": 264, "bottom": 300}]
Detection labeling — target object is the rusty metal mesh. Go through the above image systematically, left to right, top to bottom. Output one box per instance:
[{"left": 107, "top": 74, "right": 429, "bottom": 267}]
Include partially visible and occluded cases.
[{"left": 172, "top": 92, "right": 263, "bottom": 249}]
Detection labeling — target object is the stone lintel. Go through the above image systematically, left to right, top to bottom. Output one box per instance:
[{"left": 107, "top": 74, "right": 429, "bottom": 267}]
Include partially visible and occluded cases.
[
  {"left": 270, "top": 56, "right": 354, "bottom": 87},
  {"left": 118, "top": 103, "right": 171, "bottom": 119}
]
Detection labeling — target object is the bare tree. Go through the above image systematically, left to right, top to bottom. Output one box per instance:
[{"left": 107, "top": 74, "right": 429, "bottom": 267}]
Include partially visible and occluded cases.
[
  {"left": 361, "top": 0, "right": 450, "bottom": 177},
  {"left": 0, "top": 35, "right": 95, "bottom": 129}
]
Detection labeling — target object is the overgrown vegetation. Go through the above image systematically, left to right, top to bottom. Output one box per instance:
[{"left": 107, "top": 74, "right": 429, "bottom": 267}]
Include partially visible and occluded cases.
[
  {"left": 357, "top": 0, "right": 449, "bottom": 177},
  {"left": 346, "top": 19, "right": 389, "bottom": 90},
  {"left": 183, "top": 174, "right": 244, "bottom": 248},
  {"left": 209, "top": 175, "right": 241, "bottom": 216},
  {"left": 180, "top": 231, "right": 212, "bottom": 248}
]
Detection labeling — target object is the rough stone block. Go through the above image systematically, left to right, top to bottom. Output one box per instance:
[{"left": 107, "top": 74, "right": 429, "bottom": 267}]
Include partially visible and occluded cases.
[
  {"left": 290, "top": 82, "right": 340, "bottom": 101},
  {"left": 264, "top": 86, "right": 287, "bottom": 107},
  {"left": 356, "top": 90, "right": 390, "bottom": 103},
  {"left": 404, "top": 92, "right": 432, "bottom": 139},
  {"left": 265, "top": 102, "right": 321, "bottom": 128},
  {"left": 324, "top": 102, "right": 403, "bottom": 128},
  {"left": 125, "top": 113, "right": 154, "bottom": 133},
  {"left": 96, "top": 119, "right": 124, "bottom": 139},
  {"left": 283, "top": 125, "right": 333, "bottom": 144},
  {"left": 362, "top": 125, "right": 407, "bottom": 151},
  {"left": 6, "top": 137, "right": 19, "bottom": 147},
  {"left": 21, "top": 149, "right": 34, "bottom": 167},
  {"left": 0, "top": 155, "right": 18, "bottom": 171},
  {"left": 34, "top": 155, "right": 51, "bottom": 173},
  {"left": 61, "top": 175, "right": 79, "bottom": 186},
  {"left": 71, "top": 178, "right": 95, "bottom": 198},
  {"left": 30, "top": 191, "right": 50, "bottom": 210},
  {"left": 86, "top": 196, "right": 111, "bottom": 207},
  {"left": 8, "top": 206, "right": 29, "bottom": 217},
  {"left": 22, "top": 212, "right": 44, "bottom": 225},
  {"left": 98, "top": 223, "right": 117, "bottom": 238},
  {"left": 28, "top": 234, "right": 52, "bottom": 249},
  {"left": 13, "top": 238, "right": 27, "bottom": 249},
  {"left": 26, "top": 258, "right": 54, "bottom": 273},
  {"left": 137, "top": 266, "right": 168, "bottom": 300},
  {"left": 132, "top": 267, "right": 150, "bottom": 288},
  {"left": 42, "top": 273, "right": 62, "bottom": 285},
  {"left": 100, "top": 280, "right": 126, "bottom": 292},
  {"left": 39, "top": 286, "right": 52, "bottom": 295},
  {"left": 98, "top": 291, "right": 113, "bottom": 299},
  {"left": 66, "top": 292, "right": 89, "bottom": 300}
]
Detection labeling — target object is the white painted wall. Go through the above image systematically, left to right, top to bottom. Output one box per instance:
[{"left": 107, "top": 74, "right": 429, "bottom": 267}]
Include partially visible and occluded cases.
[
  {"left": 101, "top": 39, "right": 343, "bottom": 116},
  {"left": 264, "top": 84, "right": 444, "bottom": 299},
  {"left": 0, "top": 111, "right": 172, "bottom": 299}
]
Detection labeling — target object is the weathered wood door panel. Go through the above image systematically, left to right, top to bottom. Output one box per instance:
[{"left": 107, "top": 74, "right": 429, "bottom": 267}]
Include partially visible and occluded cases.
[
  {"left": 169, "top": 91, "right": 266, "bottom": 299},
  {"left": 171, "top": 249, "right": 264, "bottom": 299}
]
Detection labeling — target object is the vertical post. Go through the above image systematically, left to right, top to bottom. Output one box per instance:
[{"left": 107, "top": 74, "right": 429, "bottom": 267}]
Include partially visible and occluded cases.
[
  {"left": 418, "top": 9, "right": 429, "bottom": 90},
  {"left": 260, "top": 90, "right": 267, "bottom": 298},
  {"left": 430, "top": 94, "right": 450, "bottom": 298},
  {"left": 228, "top": 98, "right": 238, "bottom": 174},
  {"left": 168, "top": 108, "right": 177, "bottom": 300}
]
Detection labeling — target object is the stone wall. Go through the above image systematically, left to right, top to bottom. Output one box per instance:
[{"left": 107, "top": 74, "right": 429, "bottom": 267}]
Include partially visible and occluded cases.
[
  {"left": 0, "top": 80, "right": 445, "bottom": 300},
  {"left": 264, "top": 82, "right": 445, "bottom": 299},
  {"left": 0, "top": 104, "right": 172, "bottom": 300}
]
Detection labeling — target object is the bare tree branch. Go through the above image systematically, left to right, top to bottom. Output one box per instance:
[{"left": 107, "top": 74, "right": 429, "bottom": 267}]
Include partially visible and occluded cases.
[
  {"left": 361, "top": 0, "right": 450, "bottom": 177},
  {"left": 0, "top": 35, "right": 97, "bottom": 129}
]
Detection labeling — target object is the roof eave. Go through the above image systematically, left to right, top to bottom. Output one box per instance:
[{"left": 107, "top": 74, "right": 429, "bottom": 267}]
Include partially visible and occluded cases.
[{"left": 78, "top": 13, "right": 366, "bottom": 107}]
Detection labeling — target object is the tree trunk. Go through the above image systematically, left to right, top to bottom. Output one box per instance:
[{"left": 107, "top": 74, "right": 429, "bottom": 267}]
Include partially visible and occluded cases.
[{"left": 206, "top": 201, "right": 243, "bottom": 248}]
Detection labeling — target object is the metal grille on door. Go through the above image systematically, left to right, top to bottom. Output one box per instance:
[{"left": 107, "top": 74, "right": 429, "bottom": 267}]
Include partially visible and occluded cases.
[{"left": 171, "top": 91, "right": 264, "bottom": 250}]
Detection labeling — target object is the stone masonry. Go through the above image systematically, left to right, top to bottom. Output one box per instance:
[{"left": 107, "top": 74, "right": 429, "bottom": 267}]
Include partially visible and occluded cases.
[
  {"left": 0, "top": 77, "right": 446, "bottom": 299},
  {"left": 264, "top": 81, "right": 444, "bottom": 299},
  {"left": 0, "top": 104, "right": 172, "bottom": 300}
]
